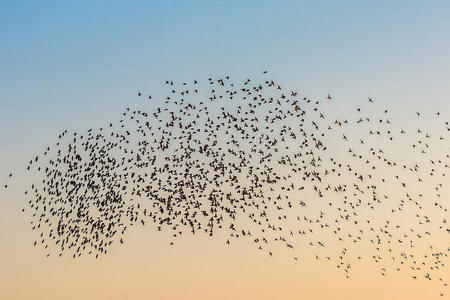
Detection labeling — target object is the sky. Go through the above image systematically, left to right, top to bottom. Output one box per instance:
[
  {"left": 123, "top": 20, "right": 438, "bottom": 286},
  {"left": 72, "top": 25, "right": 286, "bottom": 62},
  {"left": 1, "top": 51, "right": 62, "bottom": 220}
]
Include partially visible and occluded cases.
[{"left": 1, "top": 1, "right": 450, "bottom": 299}]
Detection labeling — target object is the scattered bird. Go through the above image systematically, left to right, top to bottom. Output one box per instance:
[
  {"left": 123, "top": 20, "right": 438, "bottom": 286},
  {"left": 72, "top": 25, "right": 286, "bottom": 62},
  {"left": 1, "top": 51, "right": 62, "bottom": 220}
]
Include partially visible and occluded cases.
[{"left": 2, "top": 72, "right": 449, "bottom": 297}]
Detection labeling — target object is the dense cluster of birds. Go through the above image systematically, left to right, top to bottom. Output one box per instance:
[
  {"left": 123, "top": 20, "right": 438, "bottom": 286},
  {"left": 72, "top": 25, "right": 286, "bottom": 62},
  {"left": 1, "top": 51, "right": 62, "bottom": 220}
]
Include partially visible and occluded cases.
[{"left": 2, "top": 72, "right": 449, "bottom": 296}]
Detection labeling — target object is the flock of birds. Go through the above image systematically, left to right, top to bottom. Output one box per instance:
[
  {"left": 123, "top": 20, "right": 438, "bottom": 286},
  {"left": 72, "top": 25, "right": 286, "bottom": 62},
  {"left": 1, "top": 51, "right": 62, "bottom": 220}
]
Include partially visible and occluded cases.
[{"left": 2, "top": 72, "right": 449, "bottom": 296}]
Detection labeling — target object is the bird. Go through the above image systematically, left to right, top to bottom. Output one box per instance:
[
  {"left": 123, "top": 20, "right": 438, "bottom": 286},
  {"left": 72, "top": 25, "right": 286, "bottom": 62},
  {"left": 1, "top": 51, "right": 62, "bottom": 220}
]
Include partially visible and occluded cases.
[{"left": 4, "top": 71, "right": 448, "bottom": 298}]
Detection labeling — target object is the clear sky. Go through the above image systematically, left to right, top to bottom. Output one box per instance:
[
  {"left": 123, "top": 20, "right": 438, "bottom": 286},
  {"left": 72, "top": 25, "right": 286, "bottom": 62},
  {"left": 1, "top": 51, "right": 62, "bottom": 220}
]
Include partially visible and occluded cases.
[{"left": 1, "top": 1, "right": 450, "bottom": 299}]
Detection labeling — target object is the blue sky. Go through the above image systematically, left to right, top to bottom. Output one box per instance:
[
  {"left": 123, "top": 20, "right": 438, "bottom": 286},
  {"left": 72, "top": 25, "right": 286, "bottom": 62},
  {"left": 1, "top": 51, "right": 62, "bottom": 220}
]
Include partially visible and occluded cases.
[{"left": 1, "top": 0, "right": 450, "bottom": 162}]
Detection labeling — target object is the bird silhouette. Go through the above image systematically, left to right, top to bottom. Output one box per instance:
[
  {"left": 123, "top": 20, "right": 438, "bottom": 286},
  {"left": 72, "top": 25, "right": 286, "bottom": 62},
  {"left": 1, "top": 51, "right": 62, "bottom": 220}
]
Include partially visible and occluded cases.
[{"left": 2, "top": 72, "right": 449, "bottom": 297}]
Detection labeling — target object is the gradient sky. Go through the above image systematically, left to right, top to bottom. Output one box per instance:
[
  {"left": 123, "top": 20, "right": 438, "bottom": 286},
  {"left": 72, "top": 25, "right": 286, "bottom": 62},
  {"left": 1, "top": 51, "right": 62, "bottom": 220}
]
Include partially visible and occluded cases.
[{"left": 1, "top": 1, "right": 450, "bottom": 299}]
